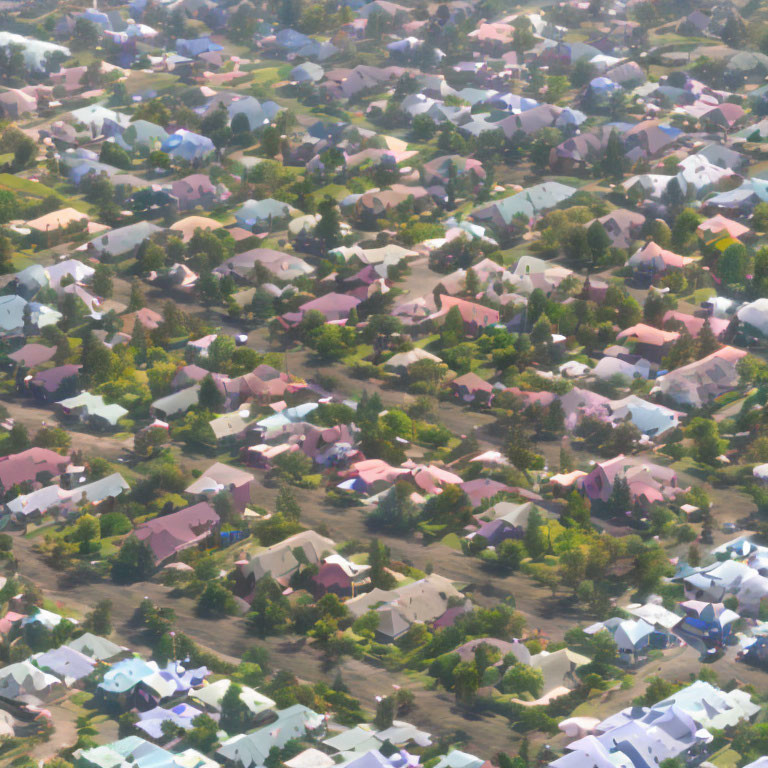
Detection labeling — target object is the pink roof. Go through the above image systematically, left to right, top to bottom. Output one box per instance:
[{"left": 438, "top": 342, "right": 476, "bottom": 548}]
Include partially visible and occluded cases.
[
  {"left": 698, "top": 214, "right": 750, "bottom": 240},
  {"left": 630, "top": 241, "right": 693, "bottom": 270},
  {"left": 436, "top": 295, "right": 500, "bottom": 328},
  {"left": 662, "top": 311, "right": 729, "bottom": 338},
  {"left": 617, "top": 323, "right": 679, "bottom": 346},
  {"left": 452, "top": 371, "right": 494, "bottom": 393},
  {"left": 0, "top": 447, "right": 70, "bottom": 489},
  {"left": 351, "top": 459, "right": 409, "bottom": 485},
  {"left": 0, "top": 611, "right": 25, "bottom": 635}
]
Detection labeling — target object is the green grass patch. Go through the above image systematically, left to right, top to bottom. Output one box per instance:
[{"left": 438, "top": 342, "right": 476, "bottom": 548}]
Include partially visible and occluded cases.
[
  {"left": 251, "top": 66, "right": 283, "bottom": 84},
  {"left": 311, "top": 183, "right": 350, "bottom": 202},
  {"left": 440, "top": 532, "right": 463, "bottom": 550},
  {"left": 709, "top": 747, "right": 741, "bottom": 768}
]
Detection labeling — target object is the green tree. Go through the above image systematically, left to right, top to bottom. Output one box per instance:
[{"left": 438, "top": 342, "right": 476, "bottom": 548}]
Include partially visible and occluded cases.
[
  {"left": 603, "top": 130, "right": 624, "bottom": 178},
  {"left": 316, "top": 196, "right": 341, "bottom": 252},
  {"left": 587, "top": 220, "right": 611, "bottom": 266},
  {"left": 717, "top": 242, "right": 749, "bottom": 285},
  {"left": 198, "top": 373, "right": 224, "bottom": 411},
  {"left": 686, "top": 417, "right": 726, "bottom": 464},
  {"left": 276, "top": 484, "right": 301, "bottom": 521},
  {"left": 523, "top": 507, "right": 546, "bottom": 559},
  {"left": 111, "top": 535, "right": 155, "bottom": 583},
  {"left": 368, "top": 538, "right": 397, "bottom": 589},
  {"left": 86, "top": 599, "right": 112, "bottom": 635},
  {"left": 452, "top": 661, "right": 480, "bottom": 706},
  {"left": 502, "top": 663, "right": 544, "bottom": 697},
  {"left": 220, "top": 682, "right": 251, "bottom": 733}
]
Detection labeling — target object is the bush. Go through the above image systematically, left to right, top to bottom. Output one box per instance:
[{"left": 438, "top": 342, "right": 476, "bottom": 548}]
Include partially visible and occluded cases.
[{"left": 99, "top": 511, "right": 132, "bottom": 537}]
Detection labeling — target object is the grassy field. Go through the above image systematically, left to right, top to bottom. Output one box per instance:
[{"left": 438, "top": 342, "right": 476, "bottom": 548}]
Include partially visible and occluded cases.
[{"left": 0, "top": 173, "right": 93, "bottom": 214}]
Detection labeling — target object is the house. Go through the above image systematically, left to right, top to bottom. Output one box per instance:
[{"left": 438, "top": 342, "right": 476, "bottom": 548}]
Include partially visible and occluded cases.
[
  {"left": 0, "top": 88, "right": 37, "bottom": 118},
  {"left": 114, "top": 119, "right": 168, "bottom": 153},
  {"left": 161, "top": 130, "right": 215, "bottom": 163},
  {"left": 422, "top": 155, "right": 485, "bottom": 186},
  {"left": 168, "top": 174, "right": 221, "bottom": 211},
  {"left": 471, "top": 182, "right": 576, "bottom": 230},
  {"left": 235, "top": 199, "right": 298, "bottom": 229},
  {"left": 25, "top": 208, "right": 92, "bottom": 235},
  {"left": 586, "top": 209, "right": 645, "bottom": 249},
  {"left": 87, "top": 221, "right": 165, "bottom": 261},
  {"left": 628, "top": 241, "right": 694, "bottom": 275},
  {"left": 214, "top": 248, "right": 315, "bottom": 283},
  {"left": 282, "top": 293, "right": 361, "bottom": 326},
  {"left": 430, "top": 295, "right": 499, "bottom": 336},
  {"left": 616, "top": 323, "right": 680, "bottom": 364},
  {"left": 7, "top": 343, "right": 55, "bottom": 369},
  {"left": 653, "top": 346, "right": 747, "bottom": 408},
  {"left": 383, "top": 348, "right": 443, "bottom": 375},
  {"left": 29, "top": 364, "right": 81, "bottom": 402},
  {"left": 450, "top": 372, "right": 494, "bottom": 404},
  {"left": 151, "top": 385, "right": 201, "bottom": 419},
  {"left": 56, "top": 392, "right": 128, "bottom": 429},
  {"left": 0, "top": 447, "right": 71, "bottom": 494},
  {"left": 577, "top": 454, "right": 681, "bottom": 509},
  {"left": 185, "top": 462, "right": 255, "bottom": 509},
  {"left": 7, "top": 472, "right": 129, "bottom": 523},
  {"left": 134, "top": 501, "right": 220, "bottom": 564},
  {"left": 468, "top": 501, "right": 548, "bottom": 545},
  {"left": 237, "top": 530, "right": 336, "bottom": 590},
  {"left": 312, "top": 554, "right": 371, "bottom": 597},
  {"left": 345, "top": 574, "right": 464, "bottom": 642},
  {"left": 678, "top": 601, "right": 740, "bottom": 647},
  {"left": 584, "top": 617, "right": 654, "bottom": 662},
  {"left": 66, "top": 632, "right": 125, "bottom": 661},
  {"left": 34, "top": 646, "right": 96, "bottom": 686},
  {"left": 0, "top": 660, "right": 62, "bottom": 701},
  {"left": 192, "top": 678, "right": 275, "bottom": 718},
  {"left": 551, "top": 681, "right": 758, "bottom": 768},
  {"left": 217, "top": 705, "right": 325, "bottom": 768}
]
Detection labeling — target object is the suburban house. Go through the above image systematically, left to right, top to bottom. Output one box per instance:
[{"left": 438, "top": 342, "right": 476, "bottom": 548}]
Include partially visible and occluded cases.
[{"left": 134, "top": 501, "right": 220, "bottom": 565}]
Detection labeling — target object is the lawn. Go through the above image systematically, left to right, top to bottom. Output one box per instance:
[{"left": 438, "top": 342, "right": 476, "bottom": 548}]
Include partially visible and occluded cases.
[
  {"left": 0, "top": 173, "right": 93, "bottom": 214},
  {"left": 311, "top": 183, "right": 351, "bottom": 203},
  {"left": 709, "top": 747, "right": 741, "bottom": 768}
]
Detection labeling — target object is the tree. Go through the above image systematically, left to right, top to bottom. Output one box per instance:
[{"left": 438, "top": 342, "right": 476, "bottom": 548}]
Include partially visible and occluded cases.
[
  {"left": 73, "top": 17, "right": 100, "bottom": 49},
  {"left": 512, "top": 17, "right": 535, "bottom": 53},
  {"left": 571, "top": 59, "right": 596, "bottom": 88},
  {"left": 412, "top": 114, "right": 436, "bottom": 140},
  {"left": 260, "top": 126, "right": 281, "bottom": 159},
  {"left": 603, "top": 130, "right": 624, "bottom": 178},
  {"left": 99, "top": 141, "right": 132, "bottom": 171},
  {"left": 316, "top": 196, "right": 341, "bottom": 251},
  {"left": 587, "top": 220, "right": 611, "bottom": 267},
  {"left": 138, "top": 241, "right": 166, "bottom": 274},
  {"left": 718, "top": 242, "right": 748, "bottom": 285},
  {"left": 92, "top": 264, "right": 113, "bottom": 298},
  {"left": 128, "top": 279, "right": 145, "bottom": 311},
  {"left": 697, "top": 321, "right": 719, "bottom": 357},
  {"left": 207, "top": 335, "right": 236, "bottom": 373},
  {"left": 198, "top": 373, "right": 224, "bottom": 411},
  {"left": 686, "top": 417, "right": 726, "bottom": 465},
  {"left": 6, "top": 422, "right": 29, "bottom": 454},
  {"left": 33, "top": 426, "right": 70, "bottom": 453},
  {"left": 608, "top": 475, "right": 631, "bottom": 516},
  {"left": 276, "top": 484, "right": 300, "bottom": 521},
  {"left": 523, "top": 507, "right": 546, "bottom": 559},
  {"left": 73, "top": 513, "right": 100, "bottom": 554},
  {"left": 111, "top": 535, "right": 155, "bottom": 583},
  {"left": 368, "top": 538, "right": 397, "bottom": 589},
  {"left": 247, "top": 575, "right": 291, "bottom": 636},
  {"left": 198, "top": 582, "right": 238, "bottom": 617},
  {"left": 86, "top": 600, "right": 112, "bottom": 635},
  {"left": 452, "top": 661, "right": 479, "bottom": 706},
  {"left": 502, "top": 663, "right": 544, "bottom": 697},
  {"left": 220, "top": 683, "right": 251, "bottom": 733}
]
